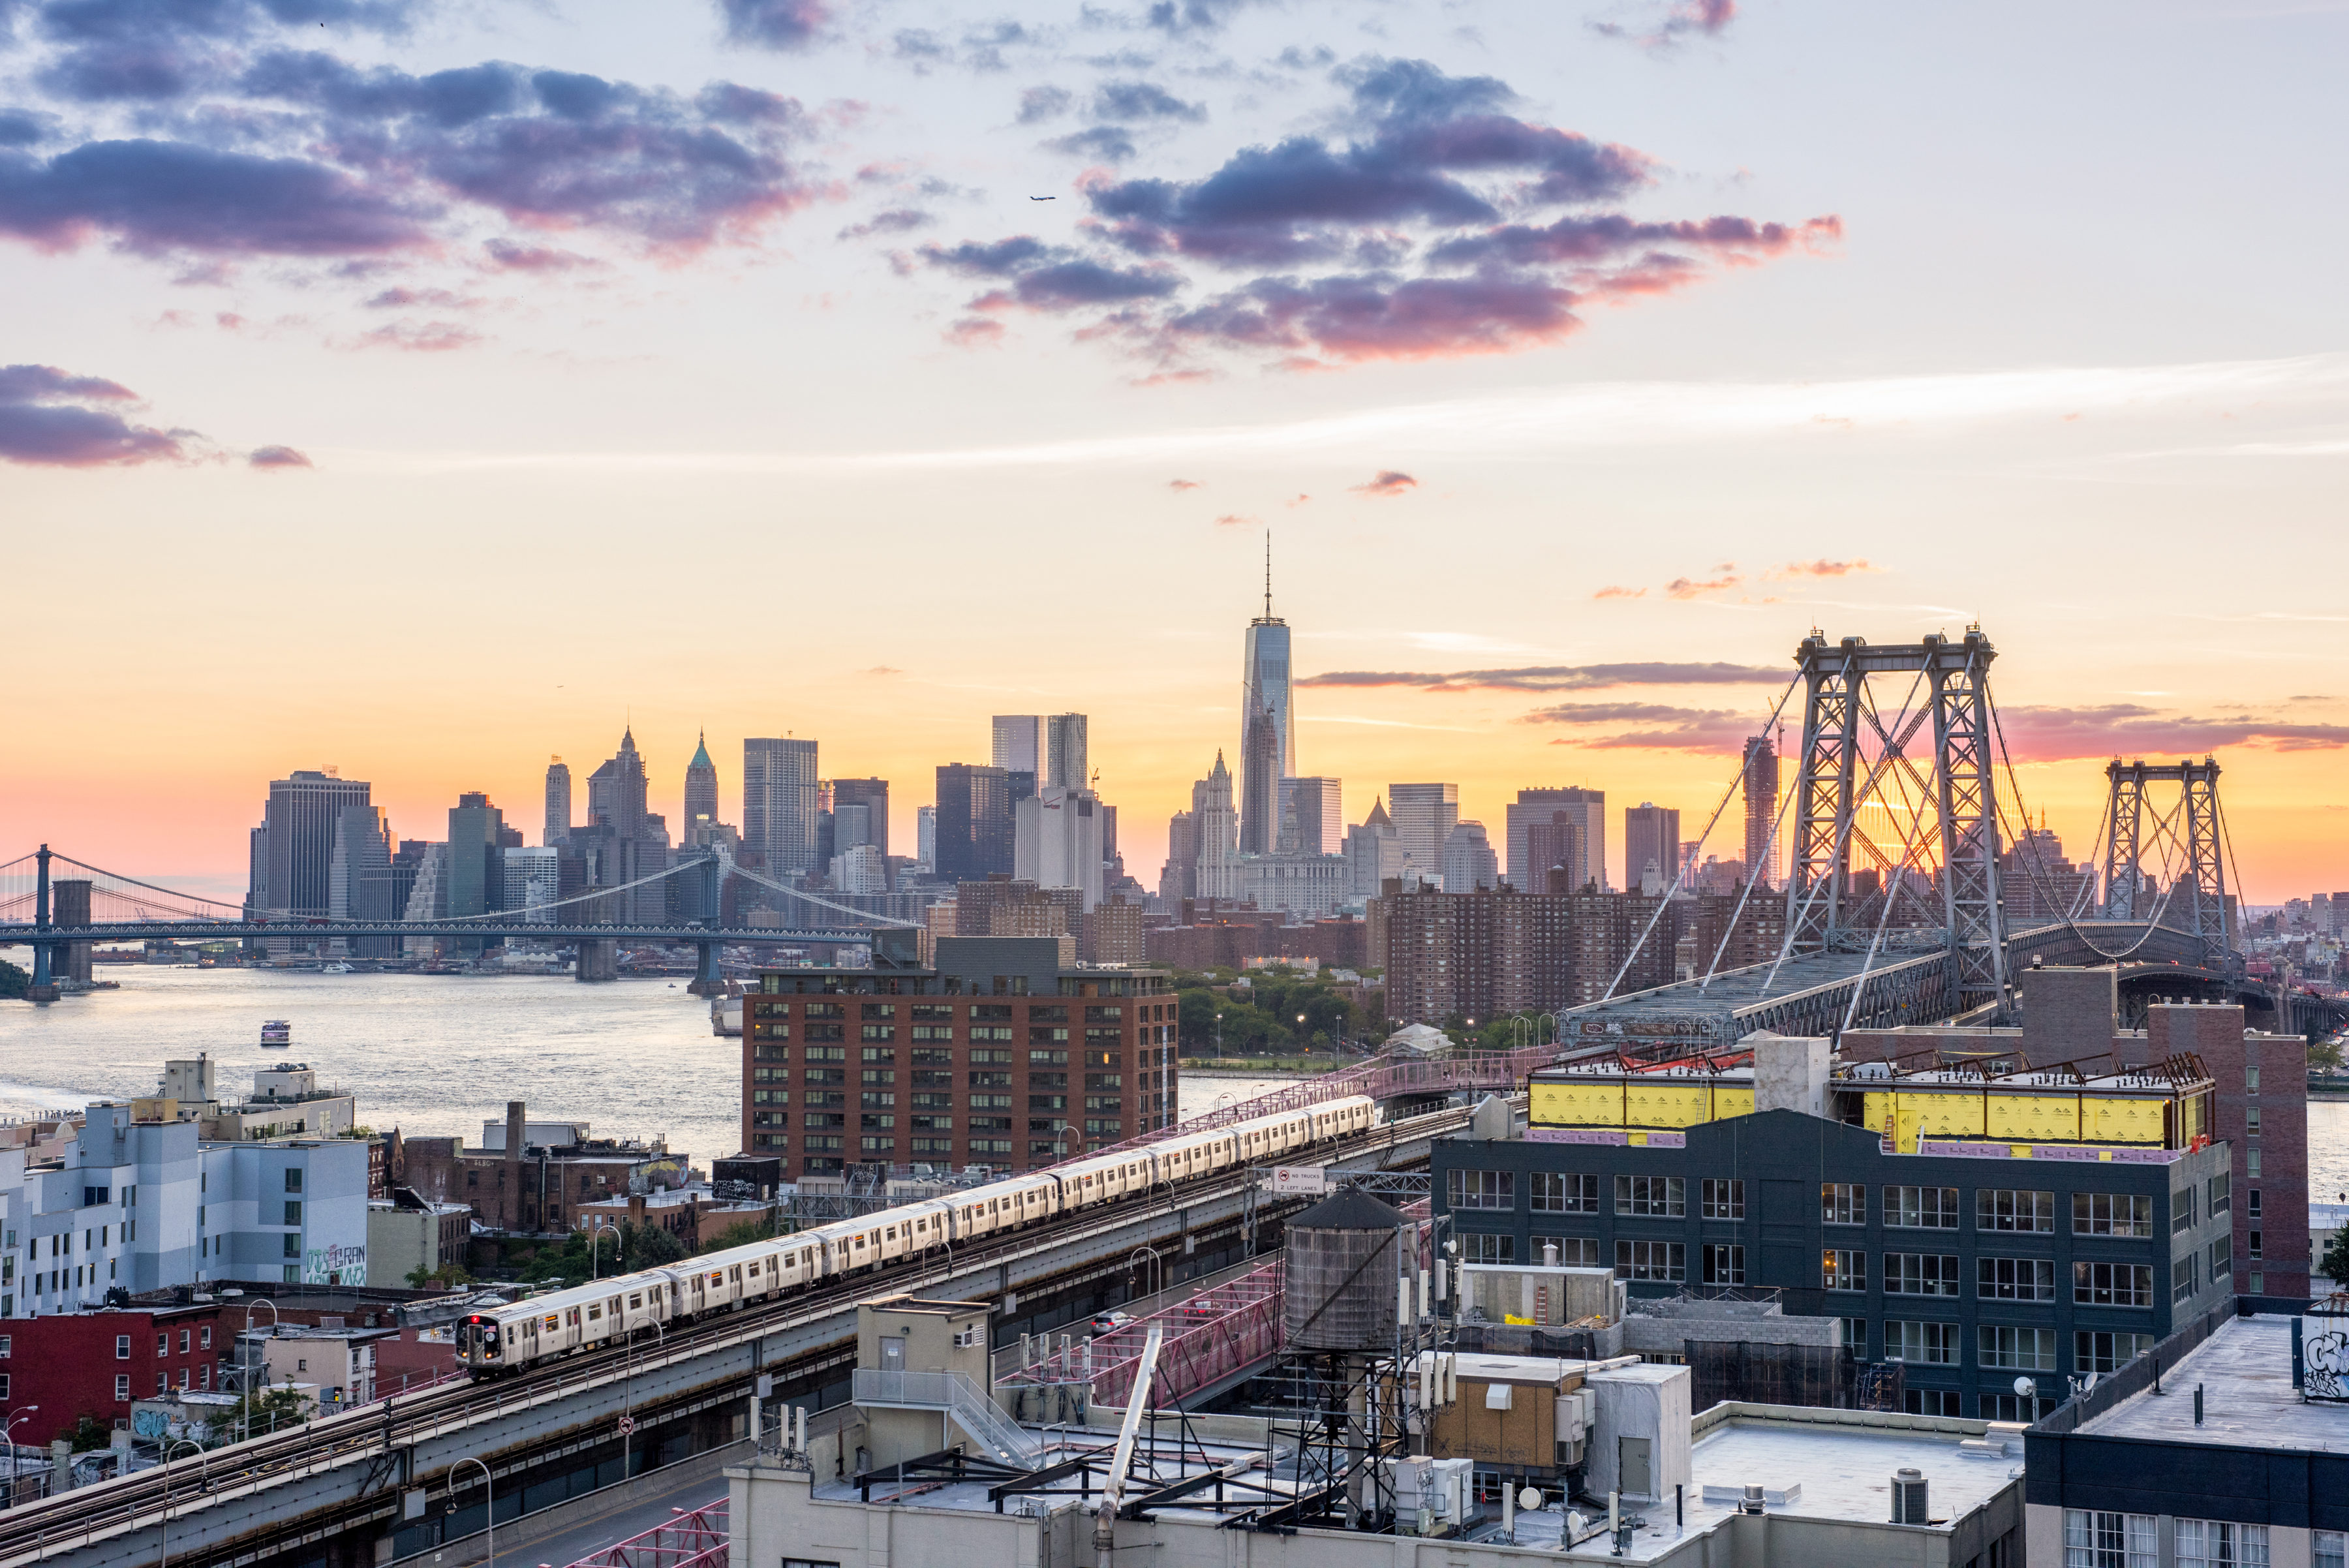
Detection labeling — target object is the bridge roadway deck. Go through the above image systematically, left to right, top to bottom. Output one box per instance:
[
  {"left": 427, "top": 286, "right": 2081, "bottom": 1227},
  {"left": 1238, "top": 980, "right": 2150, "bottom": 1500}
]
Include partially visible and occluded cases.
[
  {"left": 0, "top": 921, "right": 892, "bottom": 946},
  {"left": 0, "top": 1104, "right": 1473, "bottom": 1568}
]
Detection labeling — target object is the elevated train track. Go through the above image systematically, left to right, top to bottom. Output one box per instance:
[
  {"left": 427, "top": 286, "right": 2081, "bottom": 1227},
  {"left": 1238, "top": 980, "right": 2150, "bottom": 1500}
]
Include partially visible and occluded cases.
[{"left": 0, "top": 1102, "right": 1477, "bottom": 1568}]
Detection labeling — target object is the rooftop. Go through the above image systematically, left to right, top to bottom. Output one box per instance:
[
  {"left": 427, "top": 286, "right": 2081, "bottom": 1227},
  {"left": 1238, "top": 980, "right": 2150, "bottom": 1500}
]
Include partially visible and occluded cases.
[{"left": 2071, "top": 1314, "right": 2349, "bottom": 1454}]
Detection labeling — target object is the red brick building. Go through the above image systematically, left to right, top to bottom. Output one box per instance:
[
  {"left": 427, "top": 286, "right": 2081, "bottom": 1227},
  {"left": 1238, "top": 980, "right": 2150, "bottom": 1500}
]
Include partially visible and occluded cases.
[
  {"left": 743, "top": 936, "right": 1176, "bottom": 1175},
  {"left": 0, "top": 1301, "right": 226, "bottom": 1445}
]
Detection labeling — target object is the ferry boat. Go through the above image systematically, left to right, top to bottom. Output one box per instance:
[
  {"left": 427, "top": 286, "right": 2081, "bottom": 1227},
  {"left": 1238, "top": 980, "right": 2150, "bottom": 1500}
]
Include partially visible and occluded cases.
[{"left": 260, "top": 1019, "right": 292, "bottom": 1049}]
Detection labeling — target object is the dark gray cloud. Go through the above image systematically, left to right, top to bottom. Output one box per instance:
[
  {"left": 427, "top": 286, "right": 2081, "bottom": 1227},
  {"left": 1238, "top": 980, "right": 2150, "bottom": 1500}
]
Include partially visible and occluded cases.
[
  {"left": 716, "top": 0, "right": 829, "bottom": 51},
  {"left": 925, "top": 55, "right": 1837, "bottom": 368},
  {"left": 1092, "top": 80, "right": 1204, "bottom": 122},
  {"left": 1018, "top": 84, "right": 1073, "bottom": 123},
  {"left": 1043, "top": 125, "right": 1137, "bottom": 162},
  {"left": 837, "top": 206, "right": 931, "bottom": 239},
  {"left": 0, "top": 360, "right": 194, "bottom": 465},
  {"left": 247, "top": 442, "right": 311, "bottom": 467},
  {"left": 1297, "top": 660, "right": 1786, "bottom": 692},
  {"left": 1997, "top": 705, "right": 2349, "bottom": 760}
]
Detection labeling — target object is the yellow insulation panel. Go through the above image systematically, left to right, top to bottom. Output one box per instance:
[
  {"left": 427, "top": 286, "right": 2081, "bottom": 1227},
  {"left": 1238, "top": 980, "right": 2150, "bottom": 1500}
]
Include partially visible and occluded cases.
[
  {"left": 1531, "top": 1081, "right": 1624, "bottom": 1128},
  {"left": 1624, "top": 1083, "right": 1714, "bottom": 1129},
  {"left": 1713, "top": 1086, "right": 1757, "bottom": 1122},
  {"left": 1902, "top": 1090, "right": 1986, "bottom": 1146},
  {"left": 1987, "top": 1094, "right": 2081, "bottom": 1144},
  {"left": 2081, "top": 1096, "right": 2168, "bottom": 1146}
]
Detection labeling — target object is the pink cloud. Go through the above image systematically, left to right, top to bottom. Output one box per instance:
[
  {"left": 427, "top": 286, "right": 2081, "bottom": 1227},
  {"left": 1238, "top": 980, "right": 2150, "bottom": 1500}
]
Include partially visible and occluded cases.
[{"left": 1351, "top": 470, "right": 1418, "bottom": 497}]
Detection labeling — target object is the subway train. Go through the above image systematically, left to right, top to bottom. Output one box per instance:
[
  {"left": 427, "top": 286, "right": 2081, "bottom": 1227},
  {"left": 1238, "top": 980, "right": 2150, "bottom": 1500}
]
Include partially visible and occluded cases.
[{"left": 457, "top": 1094, "right": 1379, "bottom": 1376}]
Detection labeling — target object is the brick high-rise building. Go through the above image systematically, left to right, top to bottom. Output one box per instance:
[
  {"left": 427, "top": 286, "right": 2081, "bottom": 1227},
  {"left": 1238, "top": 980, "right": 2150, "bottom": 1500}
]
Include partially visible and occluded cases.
[
  {"left": 1741, "top": 737, "right": 1779, "bottom": 889},
  {"left": 1506, "top": 787, "right": 1605, "bottom": 892},
  {"left": 1623, "top": 802, "right": 1681, "bottom": 891},
  {"left": 1374, "top": 885, "right": 1575, "bottom": 1024},
  {"left": 1081, "top": 895, "right": 1148, "bottom": 966},
  {"left": 741, "top": 937, "right": 1178, "bottom": 1175}
]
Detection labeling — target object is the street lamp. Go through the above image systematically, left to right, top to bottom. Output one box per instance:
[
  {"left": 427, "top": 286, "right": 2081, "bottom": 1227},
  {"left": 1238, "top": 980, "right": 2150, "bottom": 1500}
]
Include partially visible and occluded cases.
[
  {"left": 1296, "top": 1012, "right": 1308, "bottom": 1059},
  {"left": 589, "top": 1219, "right": 620, "bottom": 1281},
  {"left": 238, "top": 1298, "right": 280, "bottom": 1446},
  {"left": 624, "top": 1321, "right": 665, "bottom": 1481},
  {"left": 2, "top": 1408, "right": 37, "bottom": 1509},
  {"left": 159, "top": 1438, "right": 209, "bottom": 1568},
  {"left": 448, "top": 1456, "right": 494, "bottom": 1568}
]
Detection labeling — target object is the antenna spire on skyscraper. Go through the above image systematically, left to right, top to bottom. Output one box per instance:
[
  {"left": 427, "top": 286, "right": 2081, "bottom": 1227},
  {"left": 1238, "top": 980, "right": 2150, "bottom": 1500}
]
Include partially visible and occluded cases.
[{"left": 1264, "top": 529, "right": 1272, "bottom": 619}]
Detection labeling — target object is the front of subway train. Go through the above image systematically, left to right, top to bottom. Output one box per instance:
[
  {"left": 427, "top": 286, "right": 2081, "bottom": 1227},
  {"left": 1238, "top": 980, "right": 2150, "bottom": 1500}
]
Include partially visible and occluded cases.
[{"left": 459, "top": 1313, "right": 502, "bottom": 1372}]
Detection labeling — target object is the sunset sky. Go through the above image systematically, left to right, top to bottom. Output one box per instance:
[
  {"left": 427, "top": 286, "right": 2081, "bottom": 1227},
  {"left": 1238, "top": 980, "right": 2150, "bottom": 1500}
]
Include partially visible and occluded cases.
[{"left": 5, "top": 0, "right": 2346, "bottom": 905}]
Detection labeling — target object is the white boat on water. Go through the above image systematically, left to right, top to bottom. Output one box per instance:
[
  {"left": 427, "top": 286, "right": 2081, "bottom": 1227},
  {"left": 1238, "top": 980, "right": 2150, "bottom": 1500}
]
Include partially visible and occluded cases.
[
  {"left": 321, "top": 962, "right": 355, "bottom": 974},
  {"left": 260, "top": 1019, "right": 292, "bottom": 1048}
]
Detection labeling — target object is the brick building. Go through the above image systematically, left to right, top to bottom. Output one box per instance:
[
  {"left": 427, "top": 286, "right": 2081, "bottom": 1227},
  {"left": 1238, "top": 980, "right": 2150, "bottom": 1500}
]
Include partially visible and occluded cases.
[
  {"left": 1374, "top": 883, "right": 1783, "bottom": 1023},
  {"left": 1143, "top": 912, "right": 1365, "bottom": 972},
  {"left": 743, "top": 936, "right": 1176, "bottom": 1176},
  {"left": 1843, "top": 966, "right": 2310, "bottom": 1299},
  {"left": 399, "top": 1103, "right": 684, "bottom": 1237},
  {"left": 0, "top": 1299, "right": 227, "bottom": 1444}
]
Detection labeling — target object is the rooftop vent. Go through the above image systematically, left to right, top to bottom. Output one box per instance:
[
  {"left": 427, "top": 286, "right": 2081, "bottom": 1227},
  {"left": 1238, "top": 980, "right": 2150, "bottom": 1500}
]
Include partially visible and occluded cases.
[
  {"left": 1891, "top": 1468, "right": 1930, "bottom": 1524},
  {"left": 1740, "top": 1484, "right": 1765, "bottom": 1516}
]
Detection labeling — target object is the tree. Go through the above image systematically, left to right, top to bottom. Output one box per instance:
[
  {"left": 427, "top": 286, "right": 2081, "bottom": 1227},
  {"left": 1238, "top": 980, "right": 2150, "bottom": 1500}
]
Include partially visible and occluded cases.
[
  {"left": 0, "top": 958, "right": 27, "bottom": 1000},
  {"left": 698, "top": 1218, "right": 775, "bottom": 1255},
  {"left": 624, "top": 1221, "right": 686, "bottom": 1270},
  {"left": 2322, "top": 1225, "right": 2349, "bottom": 1290},
  {"left": 407, "top": 1261, "right": 472, "bottom": 1288},
  {"left": 226, "top": 1387, "right": 313, "bottom": 1439}
]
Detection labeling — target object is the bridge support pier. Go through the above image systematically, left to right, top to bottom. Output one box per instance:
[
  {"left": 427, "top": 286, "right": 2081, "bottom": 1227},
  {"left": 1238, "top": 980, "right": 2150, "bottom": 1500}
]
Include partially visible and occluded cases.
[
  {"left": 27, "top": 844, "right": 57, "bottom": 1002},
  {"left": 576, "top": 938, "right": 619, "bottom": 981},
  {"left": 686, "top": 940, "right": 726, "bottom": 996}
]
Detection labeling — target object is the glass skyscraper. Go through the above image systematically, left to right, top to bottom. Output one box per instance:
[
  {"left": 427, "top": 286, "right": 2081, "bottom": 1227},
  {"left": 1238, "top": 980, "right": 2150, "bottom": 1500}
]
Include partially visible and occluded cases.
[{"left": 1240, "top": 540, "right": 1295, "bottom": 854}]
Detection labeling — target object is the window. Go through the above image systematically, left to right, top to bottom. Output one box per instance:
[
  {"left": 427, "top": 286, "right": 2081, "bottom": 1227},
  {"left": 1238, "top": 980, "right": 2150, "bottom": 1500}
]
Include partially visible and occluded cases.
[
  {"left": 2245, "top": 1065, "right": 2261, "bottom": 1094},
  {"left": 2245, "top": 1106, "right": 2260, "bottom": 1137},
  {"left": 2247, "top": 1148, "right": 2260, "bottom": 1178},
  {"left": 284, "top": 1168, "right": 302, "bottom": 1193},
  {"left": 1447, "top": 1169, "right": 1514, "bottom": 1210},
  {"left": 1531, "top": 1172, "right": 1601, "bottom": 1214},
  {"left": 1615, "top": 1176, "right": 1685, "bottom": 1217},
  {"left": 1701, "top": 1178, "right": 1745, "bottom": 1220},
  {"left": 1821, "top": 1184, "right": 1865, "bottom": 1225},
  {"left": 1888, "top": 1186, "right": 1960, "bottom": 1229},
  {"left": 2173, "top": 1186, "right": 2197, "bottom": 1233},
  {"left": 2248, "top": 1188, "right": 2261, "bottom": 1221},
  {"left": 1978, "top": 1189, "right": 2056, "bottom": 1233},
  {"left": 2074, "top": 1193, "right": 2153, "bottom": 1237},
  {"left": 283, "top": 1201, "right": 302, "bottom": 1227},
  {"left": 2250, "top": 1231, "right": 2263, "bottom": 1260},
  {"left": 1460, "top": 1233, "right": 1514, "bottom": 1265},
  {"left": 283, "top": 1235, "right": 300, "bottom": 1259},
  {"left": 1541, "top": 1237, "right": 1601, "bottom": 1267},
  {"left": 2209, "top": 1238, "right": 2230, "bottom": 1289},
  {"left": 1615, "top": 1240, "right": 1685, "bottom": 1282},
  {"left": 1701, "top": 1244, "right": 1745, "bottom": 1286},
  {"left": 1823, "top": 1248, "right": 1867, "bottom": 1292},
  {"left": 1884, "top": 1253, "right": 1960, "bottom": 1296},
  {"left": 2172, "top": 1255, "right": 2197, "bottom": 1303},
  {"left": 1979, "top": 1256, "right": 2057, "bottom": 1302},
  {"left": 2074, "top": 1262, "right": 2155, "bottom": 1308},
  {"left": 1841, "top": 1318, "right": 1867, "bottom": 1355},
  {"left": 1886, "top": 1321, "right": 1958, "bottom": 1365},
  {"left": 1980, "top": 1325, "right": 2057, "bottom": 1371},
  {"left": 178, "top": 1329, "right": 190, "bottom": 1353},
  {"left": 2076, "top": 1331, "right": 2155, "bottom": 1373},
  {"left": 157, "top": 1332, "right": 168, "bottom": 1357},
  {"left": 116, "top": 1334, "right": 130, "bottom": 1359},
  {"left": 0, "top": 1374, "right": 7, "bottom": 1399},
  {"left": 115, "top": 1374, "right": 130, "bottom": 1401},
  {"left": 1906, "top": 1389, "right": 1961, "bottom": 1417},
  {"left": 2067, "top": 1511, "right": 2160, "bottom": 1568},
  {"left": 2176, "top": 1520, "right": 2267, "bottom": 1568},
  {"left": 2312, "top": 1533, "right": 2343, "bottom": 1568}
]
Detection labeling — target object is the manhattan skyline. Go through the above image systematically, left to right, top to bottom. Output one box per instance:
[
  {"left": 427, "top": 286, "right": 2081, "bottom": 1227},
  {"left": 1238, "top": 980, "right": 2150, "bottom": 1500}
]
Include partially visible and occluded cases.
[{"left": 3, "top": 0, "right": 2345, "bottom": 899}]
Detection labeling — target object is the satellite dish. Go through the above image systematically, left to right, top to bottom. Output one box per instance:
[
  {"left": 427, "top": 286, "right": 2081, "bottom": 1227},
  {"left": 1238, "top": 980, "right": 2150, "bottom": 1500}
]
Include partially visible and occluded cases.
[
  {"left": 2083, "top": 1371, "right": 2099, "bottom": 1392},
  {"left": 2013, "top": 1376, "right": 2037, "bottom": 1398},
  {"left": 1520, "top": 1487, "right": 1543, "bottom": 1511}
]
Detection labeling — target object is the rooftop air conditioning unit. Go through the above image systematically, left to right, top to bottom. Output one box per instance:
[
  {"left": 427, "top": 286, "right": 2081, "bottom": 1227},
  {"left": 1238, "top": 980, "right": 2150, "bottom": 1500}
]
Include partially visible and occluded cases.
[
  {"left": 953, "top": 1328, "right": 981, "bottom": 1348},
  {"left": 1891, "top": 1468, "right": 1930, "bottom": 1524}
]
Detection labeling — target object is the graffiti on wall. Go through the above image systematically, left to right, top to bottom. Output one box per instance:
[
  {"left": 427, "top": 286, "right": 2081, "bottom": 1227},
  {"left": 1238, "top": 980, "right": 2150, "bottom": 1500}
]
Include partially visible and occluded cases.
[{"left": 303, "top": 1242, "right": 367, "bottom": 1286}]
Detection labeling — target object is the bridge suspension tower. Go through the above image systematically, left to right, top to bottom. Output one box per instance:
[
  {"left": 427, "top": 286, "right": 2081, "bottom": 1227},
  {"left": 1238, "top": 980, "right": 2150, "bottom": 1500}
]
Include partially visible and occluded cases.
[{"left": 2100, "top": 758, "right": 2229, "bottom": 958}]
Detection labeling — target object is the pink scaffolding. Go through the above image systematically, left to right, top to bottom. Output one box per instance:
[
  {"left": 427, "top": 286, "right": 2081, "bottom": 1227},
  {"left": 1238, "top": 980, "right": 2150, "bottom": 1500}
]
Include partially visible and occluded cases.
[
  {"left": 1002, "top": 1261, "right": 1287, "bottom": 1410},
  {"left": 556, "top": 1498, "right": 728, "bottom": 1568}
]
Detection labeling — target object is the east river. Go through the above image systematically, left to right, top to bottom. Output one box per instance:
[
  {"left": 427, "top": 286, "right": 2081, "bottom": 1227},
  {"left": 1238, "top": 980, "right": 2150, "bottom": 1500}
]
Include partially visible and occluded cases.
[
  {"left": 0, "top": 963, "right": 1298, "bottom": 1165},
  {"left": 1, "top": 963, "right": 2343, "bottom": 1202}
]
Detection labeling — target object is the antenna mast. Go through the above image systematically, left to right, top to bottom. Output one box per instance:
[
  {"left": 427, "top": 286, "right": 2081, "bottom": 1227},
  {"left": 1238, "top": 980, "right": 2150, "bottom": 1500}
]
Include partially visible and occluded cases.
[{"left": 1263, "top": 530, "right": 1272, "bottom": 619}]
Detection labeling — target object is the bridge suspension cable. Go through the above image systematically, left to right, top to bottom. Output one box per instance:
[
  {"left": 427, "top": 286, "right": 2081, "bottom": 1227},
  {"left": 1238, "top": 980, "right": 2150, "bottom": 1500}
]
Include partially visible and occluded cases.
[{"left": 1596, "top": 668, "right": 1805, "bottom": 1004}]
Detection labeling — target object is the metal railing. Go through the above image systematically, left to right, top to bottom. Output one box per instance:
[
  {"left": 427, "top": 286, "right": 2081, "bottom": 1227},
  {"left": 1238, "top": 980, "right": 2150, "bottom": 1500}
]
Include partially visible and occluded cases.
[
  {"left": 851, "top": 1370, "right": 1037, "bottom": 1466},
  {"left": 557, "top": 1496, "right": 727, "bottom": 1568}
]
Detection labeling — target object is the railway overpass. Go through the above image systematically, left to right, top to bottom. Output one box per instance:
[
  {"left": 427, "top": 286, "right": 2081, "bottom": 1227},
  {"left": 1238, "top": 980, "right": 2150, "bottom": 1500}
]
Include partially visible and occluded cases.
[{"left": 0, "top": 1104, "right": 1474, "bottom": 1568}]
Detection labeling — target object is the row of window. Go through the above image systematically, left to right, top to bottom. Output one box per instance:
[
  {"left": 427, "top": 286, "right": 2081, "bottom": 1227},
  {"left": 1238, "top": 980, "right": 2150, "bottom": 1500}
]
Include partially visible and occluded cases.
[
  {"left": 752, "top": 1000, "right": 1147, "bottom": 1022},
  {"left": 1447, "top": 1171, "right": 2220, "bottom": 1237},
  {"left": 1457, "top": 1231, "right": 2228, "bottom": 1301},
  {"left": 2065, "top": 1513, "right": 2342, "bottom": 1568}
]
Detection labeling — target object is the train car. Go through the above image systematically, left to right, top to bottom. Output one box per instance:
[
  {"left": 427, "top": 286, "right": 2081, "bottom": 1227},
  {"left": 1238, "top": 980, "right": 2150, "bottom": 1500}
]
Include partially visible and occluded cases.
[
  {"left": 1150, "top": 1127, "right": 1234, "bottom": 1185},
  {"left": 458, "top": 1273, "right": 662, "bottom": 1374}
]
